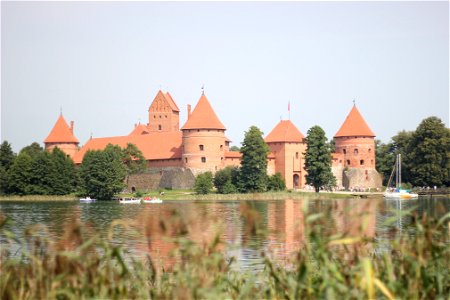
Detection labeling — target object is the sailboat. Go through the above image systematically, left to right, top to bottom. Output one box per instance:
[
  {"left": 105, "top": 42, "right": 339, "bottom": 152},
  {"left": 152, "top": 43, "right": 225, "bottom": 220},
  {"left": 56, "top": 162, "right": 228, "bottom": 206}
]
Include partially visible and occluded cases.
[{"left": 383, "top": 154, "right": 418, "bottom": 199}]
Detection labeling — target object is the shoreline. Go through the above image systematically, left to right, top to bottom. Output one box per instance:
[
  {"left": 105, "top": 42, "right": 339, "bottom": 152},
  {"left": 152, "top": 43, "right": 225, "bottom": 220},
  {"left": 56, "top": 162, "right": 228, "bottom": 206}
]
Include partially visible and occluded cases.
[{"left": 0, "top": 191, "right": 386, "bottom": 202}]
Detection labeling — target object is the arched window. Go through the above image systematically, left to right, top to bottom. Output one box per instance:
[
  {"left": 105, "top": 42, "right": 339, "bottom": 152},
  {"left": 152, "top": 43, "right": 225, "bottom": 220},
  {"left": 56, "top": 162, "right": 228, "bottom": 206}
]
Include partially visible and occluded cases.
[
  {"left": 158, "top": 125, "right": 162, "bottom": 130},
  {"left": 199, "top": 145, "right": 204, "bottom": 151},
  {"left": 220, "top": 145, "right": 223, "bottom": 150},
  {"left": 354, "top": 148, "right": 358, "bottom": 155},
  {"left": 368, "top": 148, "right": 372, "bottom": 153},
  {"left": 343, "top": 149, "right": 346, "bottom": 154},
  {"left": 295, "top": 152, "right": 299, "bottom": 159},
  {"left": 185, "top": 158, "right": 188, "bottom": 163},
  {"left": 346, "top": 160, "right": 351, "bottom": 166},
  {"left": 360, "top": 160, "right": 364, "bottom": 165},
  {"left": 293, "top": 174, "right": 300, "bottom": 188}
]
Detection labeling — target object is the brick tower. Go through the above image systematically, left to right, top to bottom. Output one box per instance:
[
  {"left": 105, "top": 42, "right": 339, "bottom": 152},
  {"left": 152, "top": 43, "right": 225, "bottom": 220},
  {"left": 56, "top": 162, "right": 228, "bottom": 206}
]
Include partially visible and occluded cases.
[
  {"left": 148, "top": 90, "right": 180, "bottom": 132},
  {"left": 181, "top": 93, "right": 227, "bottom": 174},
  {"left": 333, "top": 105, "right": 381, "bottom": 189},
  {"left": 44, "top": 114, "right": 79, "bottom": 158},
  {"left": 265, "top": 120, "right": 306, "bottom": 189}
]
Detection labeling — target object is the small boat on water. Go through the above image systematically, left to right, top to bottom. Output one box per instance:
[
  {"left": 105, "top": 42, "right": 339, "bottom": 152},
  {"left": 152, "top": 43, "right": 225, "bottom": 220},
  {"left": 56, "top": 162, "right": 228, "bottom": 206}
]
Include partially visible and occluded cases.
[
  {"left": 384, "top": 154, "right": 418, "bottom": 199},
  {"left": 80, "top": 196, "right": 96, "bottom": 203},
  {"left": 119, "top": 197, "right": 141, "bottom": 204},
  {"left": 142, "top": 197, "right": 163, "bottom": 204}
]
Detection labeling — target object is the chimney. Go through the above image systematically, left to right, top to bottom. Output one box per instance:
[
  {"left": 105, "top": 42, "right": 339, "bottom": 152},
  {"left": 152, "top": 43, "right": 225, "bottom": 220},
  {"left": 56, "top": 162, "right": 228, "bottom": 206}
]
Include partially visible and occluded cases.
[
  {"left": 187, "top": 104, "right": 192, "bottom": 119},
  {"left": 70, "top": 121, "right": 74, "bottom": 134},
  {"left": 134, "top": 123, "right": 137, "bottom": 128}
]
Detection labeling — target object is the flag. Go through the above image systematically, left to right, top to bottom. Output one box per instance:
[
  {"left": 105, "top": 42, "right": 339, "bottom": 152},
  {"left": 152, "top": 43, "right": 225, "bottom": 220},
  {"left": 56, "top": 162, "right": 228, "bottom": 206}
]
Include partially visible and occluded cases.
[{"left": 288, "top": 101, "right": 290, "bottom": 112}]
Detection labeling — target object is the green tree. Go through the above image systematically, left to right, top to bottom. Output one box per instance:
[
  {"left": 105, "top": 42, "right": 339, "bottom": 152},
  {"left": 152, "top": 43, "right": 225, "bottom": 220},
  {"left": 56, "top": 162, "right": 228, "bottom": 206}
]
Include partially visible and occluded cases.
[
  {"left": 408, "top": 117, "right": 450, "bottom": 187},
  {"left": 239, "top": 126, "right": 269, "bottom": 192},
  {"left": 304, "top": 126, "right": 336, "bottom": 193},
  {"left": 392, "top": 130, "right": 414, "bottom": 184},
  {"left": 375, "top": 139, "right": 395, "bottom": 186},
  {"left": 0, "top": 141, "right": 16, "bottom": 170},
  {"left": 20, "top": 142, "right": 43, "bottom": 159},
  {"left": 122, "top": 143, "right": 147, "bottom": 174},
  {"left": 79, "top": 144, "right": 127, "bottom": 199},
  {"left": 230, "top": 146, "right": 240, "bottom": 152},
  {"left": 50, "top": 148, "right": 78, "bottom": 195},
  {"left": 28, "top": 151, "right": 54, "bottom": 195},
  {"left": 6, "top": 152, "right": 33, "bottom": 195},
  {"left": 0, "top": 166, "right": 7, "bottom": 195},
  {"left": 214, "top": 166, "right": 238, "bottom": 194},
  {"left": 194, "top": 172, "right": 213, "bottom": 195},
  {"left": 267, "top": 173, "right": 286, "bottom": 191}
]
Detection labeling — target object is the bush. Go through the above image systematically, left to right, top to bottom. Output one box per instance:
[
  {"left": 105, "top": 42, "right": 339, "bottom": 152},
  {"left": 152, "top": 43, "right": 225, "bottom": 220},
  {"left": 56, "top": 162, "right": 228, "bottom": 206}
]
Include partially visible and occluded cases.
[
  {"left": 214, "top": 166, "right": 238, "bottom": 194},
  {"left": 194, "top": 172, "right": 213, "bottom": 195},
  {"left": 267, "top": 173, "right": 286, "bottom": 191}
]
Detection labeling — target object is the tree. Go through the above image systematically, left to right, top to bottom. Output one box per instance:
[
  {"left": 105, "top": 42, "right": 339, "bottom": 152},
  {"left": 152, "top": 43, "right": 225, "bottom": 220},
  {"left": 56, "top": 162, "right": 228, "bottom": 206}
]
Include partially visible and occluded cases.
[
  {"left": 408, "top": 117, "right": 450, "bottom": 187},
  {"left": 239, "top": 126, "right": 269, "bottom": 192},
  {"left": 304, "top": 126, "right": 336, "bottom": 193},
  {"left": 391, "top": 130, "right": 414, "bottom": 184},
  {"left": 375, "top": 139, "right": 395, "bottom": 186},
  {"left": 0, "top": 141, "right": 16, "bottom": 171},
  {"left": 20, "top": 142, "right": 43, "bottom": 159},
  {"left": 122, "top": 143, "right": 147, "bottom": 174},
  {"left": 79, "top": 144, "right": 127, "bottom": 199},
  {"left": 230, "top": 146, "right": 240, "bottom": 152},
  {"left": 49, "top": 148, "right": 78, "bottom": 195},
  {"left": 28, "top": 151, "right": 54, "bottom": 195},
  {"left": 6, "top": 152, "right": 33, "bottom": 195},
  {"left": 214, "top": 166, "right": 238, "bottom": 194},
  {"left": 194, "top": 172, "right": 213, "bottom": 194},
  {"left": 267, "top": 173, "right": 286, "bottom": 191}
]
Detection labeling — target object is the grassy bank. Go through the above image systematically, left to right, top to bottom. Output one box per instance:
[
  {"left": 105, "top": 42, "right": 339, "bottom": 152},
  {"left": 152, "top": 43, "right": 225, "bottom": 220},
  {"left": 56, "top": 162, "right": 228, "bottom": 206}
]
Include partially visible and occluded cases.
[
  {"left": 0, "top": 190, "right": 366, "bottom": 202},
  {"left": 0, "top": 205, "right": 448, "bottom": 299}
]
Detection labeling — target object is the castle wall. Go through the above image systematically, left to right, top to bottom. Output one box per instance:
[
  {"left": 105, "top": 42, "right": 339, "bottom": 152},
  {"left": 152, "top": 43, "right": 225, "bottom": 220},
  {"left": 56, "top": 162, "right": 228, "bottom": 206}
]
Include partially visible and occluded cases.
[
  {"left": 182, "top": 129, "right": 226, "bottom": 174},
  {"left": 334, "top": 137, "right": 375, "bottom": 169},
  {"left": 267, "top": 142, "right": 306, "bottom": 189},
  {"left": 45, "top": 143, "right": 79, "bottom": 158},
  {"left": 148, "top": 158, "right": 183, "bottom": 168},
  {"left": 125, "top": 167, "right": 195, "bottom": 192},
  {"left": 342, "top": 168, "right": 382, "bottom": 190}
]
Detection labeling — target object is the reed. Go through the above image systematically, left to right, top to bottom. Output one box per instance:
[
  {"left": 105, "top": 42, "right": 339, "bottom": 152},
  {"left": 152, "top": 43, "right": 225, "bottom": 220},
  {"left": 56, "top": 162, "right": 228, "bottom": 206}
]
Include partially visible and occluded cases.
[{"left": 0, "top": 203, "right": 448, "bottom": 299}]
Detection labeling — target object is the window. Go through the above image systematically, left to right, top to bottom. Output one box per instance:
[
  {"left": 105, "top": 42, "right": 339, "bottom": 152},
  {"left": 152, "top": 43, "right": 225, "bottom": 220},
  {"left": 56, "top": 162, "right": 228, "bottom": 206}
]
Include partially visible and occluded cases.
[
  {"left": 154, "top": 115, "right": 156, "bottom": 119},
  {"left": 159, "top": 115, "right": 162, "bottom": 118},
  {"left": 165, "top": 115, "right": 167, "bottom": 118},
  {"left": 158, "top": 125, "right": 162, "bottom": 130},
  {"left": 199, "top": 145, "right": 204, "bottom": 151},
  {"left": 220, "top": 145, "right": 223, "bottom": 150},
  {"left": 354, "top": 148, "right": 358, "bottom": 155},
  {"left": 368, "top": 148, "right": 372, "bottom": 153},
  {"left": 343, "top": 149, "right": 346, "bottom": 154},
  {"left": 295, "top": 152, "right": 299, "bottom": 159},
  {"left": 201, "top": 157, "right": 206, "bottom": 163},
  {"left": 221, "top": 157, "right": 223, "bottom": 161},
  {"left": 185, "top": 158, "right": 188, "bottom": 163},
  {"left": 339, "top": 160, "right": 342, "bottom": 163},
  {"left": 346, "top": 160, "right": 351, "bottom": 166},
  {"left": 360, "top": 160, "right": 364, "bottom": 165},
  {"left": 371, "top": 160, "right": 374, "bottom": 165}
]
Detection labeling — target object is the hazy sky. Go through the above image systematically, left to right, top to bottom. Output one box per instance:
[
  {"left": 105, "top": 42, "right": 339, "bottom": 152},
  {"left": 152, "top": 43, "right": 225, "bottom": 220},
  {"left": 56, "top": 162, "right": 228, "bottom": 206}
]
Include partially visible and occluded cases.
[{"left": 2, "top": 1, "right": 449, "bottom": 152}]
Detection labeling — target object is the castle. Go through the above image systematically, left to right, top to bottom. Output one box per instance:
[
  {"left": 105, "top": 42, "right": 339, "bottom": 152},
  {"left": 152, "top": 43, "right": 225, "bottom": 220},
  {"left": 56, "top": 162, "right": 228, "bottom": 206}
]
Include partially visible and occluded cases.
[{"left": 44, "top": 90, "right": 382, "bottom": 190}]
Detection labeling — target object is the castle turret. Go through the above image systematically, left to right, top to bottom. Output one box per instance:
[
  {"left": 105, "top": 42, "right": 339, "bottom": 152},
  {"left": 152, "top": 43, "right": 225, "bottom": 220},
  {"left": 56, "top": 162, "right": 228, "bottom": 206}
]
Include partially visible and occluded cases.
[
  {"left": 148, "top": 90, "right": 180, "bottom": 132},
  {"left": 181, "top": 93, "right": 226, "bottom": 174},
  {"left": 334, "top": 105, "right": 381, "bottom": 189},
  {"left": 44, "top": 114, "right": 79, "bottom": 158},
  {"left": 265, "top": 120, "right": 306, "bottom": 189}
]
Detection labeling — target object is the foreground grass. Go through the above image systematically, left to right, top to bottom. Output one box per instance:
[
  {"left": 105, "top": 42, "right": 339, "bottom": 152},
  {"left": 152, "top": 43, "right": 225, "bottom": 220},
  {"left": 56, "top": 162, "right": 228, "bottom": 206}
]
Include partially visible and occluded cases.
[{"left": 0, "top": 203, "right": 448, "bottom": 299}]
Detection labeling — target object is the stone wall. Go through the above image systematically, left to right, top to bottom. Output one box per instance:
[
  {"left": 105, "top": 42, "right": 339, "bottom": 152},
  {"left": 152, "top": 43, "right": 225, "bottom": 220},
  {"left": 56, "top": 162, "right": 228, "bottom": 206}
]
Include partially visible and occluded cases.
[
  {"left": 125, "top": 167, "right": 195, "bottom": 192},
  {"left": 342, "top": 168, "right": 382, "bottom": 190}
]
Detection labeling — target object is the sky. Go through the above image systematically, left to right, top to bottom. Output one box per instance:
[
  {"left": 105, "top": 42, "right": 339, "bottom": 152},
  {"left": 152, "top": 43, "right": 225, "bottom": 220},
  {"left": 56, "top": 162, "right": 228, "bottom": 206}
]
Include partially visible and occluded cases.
[{"left": 1, "top": 1, "right": 449, "bottom": 152}]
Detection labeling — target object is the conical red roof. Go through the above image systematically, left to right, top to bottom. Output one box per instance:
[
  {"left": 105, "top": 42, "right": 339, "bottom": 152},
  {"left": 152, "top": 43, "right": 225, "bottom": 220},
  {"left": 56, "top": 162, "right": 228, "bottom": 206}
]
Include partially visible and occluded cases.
[
  {"left": 181, "top": 94, "right": 226, "bottom": 130},
  {"left": 334, "top": 105, "right": 375, "bottom": 137},
  {"left": 44, "top": 115, "right": 79, "bottom": 143},
  {"left": 265, "top": 120, "right": 305, "bottom": 143}
]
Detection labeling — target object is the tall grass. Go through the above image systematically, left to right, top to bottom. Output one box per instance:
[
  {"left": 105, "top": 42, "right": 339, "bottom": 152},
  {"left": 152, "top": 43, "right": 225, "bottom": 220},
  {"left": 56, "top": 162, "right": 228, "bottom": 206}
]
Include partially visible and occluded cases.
[{"left": 0, "top": 202, "right": 448, "bottom": 299}]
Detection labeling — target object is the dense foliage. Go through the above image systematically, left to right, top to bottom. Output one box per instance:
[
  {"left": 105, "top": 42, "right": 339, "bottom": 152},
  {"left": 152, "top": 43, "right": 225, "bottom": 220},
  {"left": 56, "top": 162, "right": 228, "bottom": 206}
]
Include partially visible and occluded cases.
[
  {"left": 376, "top": 117, "right": 449, "bottom": 187},
  {"left": 239, "top": 126, "right": 270, "bottom": 192},
  {"left": 304, "top": 126, "right": 336, "bottom": 192},
  {"left": 122, "top": 143, "right": 147, "bottom": 174},
  {"left": 79, "top": 144, "right": 127, "bottom": 200},
  {"left": 213, "top": 166, "right": 239, "bottom": 194},
  {"left": 194, "top": 172, "right": 213, "bottom": 194},
  {"left": 267, "top": 173, "right": 286, "bottom": 191},
  {"left": 1, "top": 205, "right": 448, "bottom": 299}
]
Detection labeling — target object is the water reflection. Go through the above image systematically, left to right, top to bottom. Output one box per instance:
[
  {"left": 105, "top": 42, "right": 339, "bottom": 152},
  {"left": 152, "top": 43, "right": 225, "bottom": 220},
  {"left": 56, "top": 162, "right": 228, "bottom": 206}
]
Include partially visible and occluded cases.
[{"left": 1, "top": 196, "right": 448, "bottom": 270}]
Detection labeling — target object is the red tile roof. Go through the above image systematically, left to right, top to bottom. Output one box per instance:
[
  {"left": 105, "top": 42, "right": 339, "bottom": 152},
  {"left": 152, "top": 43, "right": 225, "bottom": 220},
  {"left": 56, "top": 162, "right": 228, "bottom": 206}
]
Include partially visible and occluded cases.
[
  {"left": 181, "top": 94, "right": 226, "bottom": 130},
  {"left": 334, "top": 105, "right": 375, "bottom": 137},
  {"left": 44, "top": 115, "right": 79, "bottom": 144},
  {"left": 265, "top": 120, "right": 305, "bottom": 143},
  {"left": 129, "top": 124, "right": 150, "bottom": 136},
  {"left": 73, "top": 132, "right": 182, "bottom": 164},
  {"left": 225, "top": 151, "right": 241, "bottom": 158}
]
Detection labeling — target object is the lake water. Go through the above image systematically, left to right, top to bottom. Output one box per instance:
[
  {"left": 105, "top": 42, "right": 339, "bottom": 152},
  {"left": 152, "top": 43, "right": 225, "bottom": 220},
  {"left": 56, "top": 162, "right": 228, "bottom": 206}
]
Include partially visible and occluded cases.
[{"left": 1, "top": 196, "right": 448, "bottom": 270}]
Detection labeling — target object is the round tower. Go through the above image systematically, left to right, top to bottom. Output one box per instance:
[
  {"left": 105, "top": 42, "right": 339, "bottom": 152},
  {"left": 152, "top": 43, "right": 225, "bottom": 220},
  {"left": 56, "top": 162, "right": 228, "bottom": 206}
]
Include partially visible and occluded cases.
[
  {"left": 181, "top": 93, "right": 226, "bottom": 174},
  {"left": 334, "top": 105, "right": 376, "bottom": 169},
  {"left": 44, "top": 114, "right": 79, "bottom": 158}
]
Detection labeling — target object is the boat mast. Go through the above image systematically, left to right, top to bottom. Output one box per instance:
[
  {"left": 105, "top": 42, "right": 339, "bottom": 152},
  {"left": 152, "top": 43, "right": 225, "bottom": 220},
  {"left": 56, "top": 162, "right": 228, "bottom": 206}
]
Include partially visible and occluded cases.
[{"left": 399, "top": 154, "right": 401, "bottom": 189}]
